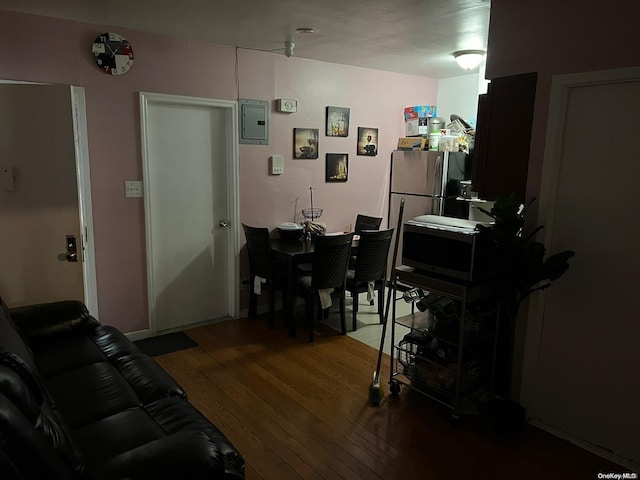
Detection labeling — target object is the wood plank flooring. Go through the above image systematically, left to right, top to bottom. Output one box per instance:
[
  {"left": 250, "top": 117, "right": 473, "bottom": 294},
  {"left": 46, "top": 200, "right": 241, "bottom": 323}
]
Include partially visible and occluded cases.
[{"left": 155, "top": 317, "right": 623, "bottom": 479}]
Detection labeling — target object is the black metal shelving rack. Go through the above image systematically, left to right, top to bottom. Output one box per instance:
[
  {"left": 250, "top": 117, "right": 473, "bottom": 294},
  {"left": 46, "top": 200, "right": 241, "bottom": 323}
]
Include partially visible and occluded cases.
[{"left": 389, "top": 265, "right": 500, "bottom": 421}]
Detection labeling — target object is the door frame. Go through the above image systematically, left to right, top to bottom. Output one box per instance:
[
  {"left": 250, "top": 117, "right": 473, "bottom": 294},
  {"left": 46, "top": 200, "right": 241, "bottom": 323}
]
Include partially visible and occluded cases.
[
  {"left": 521, "top": 66, "right": 640, "bottom": 465},
  {"left": 0, "top": 81, "right": 98, "bottom": 315},
  {"left": 70, "top": 86, "right": 99, "bottom": 317},
  {"left": 139, "top": 92, "right": 239, "bottom": 335}
]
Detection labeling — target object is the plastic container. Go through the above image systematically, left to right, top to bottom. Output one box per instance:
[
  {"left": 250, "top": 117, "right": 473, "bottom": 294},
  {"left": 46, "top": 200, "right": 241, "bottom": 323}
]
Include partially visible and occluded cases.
[
  {"left": 427, "top": 117, "right": 445, "bottom": 133},
  {"left": 428, "top": 132, "right": 441, "bottom": 151},
  {"left": 438, "top": 135, "right": 460, "bottom": 152}
]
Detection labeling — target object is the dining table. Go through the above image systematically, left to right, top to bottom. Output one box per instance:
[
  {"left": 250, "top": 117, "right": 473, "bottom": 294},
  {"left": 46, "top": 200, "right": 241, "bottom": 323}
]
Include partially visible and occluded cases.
[{"left": 271, "top": 234, "right": 358, "bottom": 337}]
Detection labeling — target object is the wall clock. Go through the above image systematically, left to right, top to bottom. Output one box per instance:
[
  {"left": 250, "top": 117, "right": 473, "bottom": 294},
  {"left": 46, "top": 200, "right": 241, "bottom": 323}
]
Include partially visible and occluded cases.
[{"left": 91, "top": 32, "right": 134, "bottom": 75}]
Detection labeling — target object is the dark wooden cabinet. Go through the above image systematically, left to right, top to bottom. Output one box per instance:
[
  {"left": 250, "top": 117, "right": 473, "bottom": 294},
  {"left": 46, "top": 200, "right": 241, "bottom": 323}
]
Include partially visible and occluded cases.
[{"left": 471, "top": 72, "right": 538, "bottom": 202}]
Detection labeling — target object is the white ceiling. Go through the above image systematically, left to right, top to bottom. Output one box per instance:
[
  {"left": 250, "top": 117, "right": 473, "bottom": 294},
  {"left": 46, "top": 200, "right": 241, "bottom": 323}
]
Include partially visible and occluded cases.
[{"left": 0, "top": 0, "right": 491, "bottom": 79}]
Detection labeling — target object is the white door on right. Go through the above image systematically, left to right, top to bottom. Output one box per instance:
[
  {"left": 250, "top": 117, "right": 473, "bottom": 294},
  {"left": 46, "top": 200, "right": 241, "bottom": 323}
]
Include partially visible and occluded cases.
[{"left": 526, "top": 70, "right": 640, "bottom": 466}]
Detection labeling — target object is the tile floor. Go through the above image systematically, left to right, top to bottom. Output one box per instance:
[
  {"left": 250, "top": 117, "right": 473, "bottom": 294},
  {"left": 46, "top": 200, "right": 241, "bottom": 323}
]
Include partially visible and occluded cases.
[{"left": 321, "top": 286, "right": 414, "bottom": 355}]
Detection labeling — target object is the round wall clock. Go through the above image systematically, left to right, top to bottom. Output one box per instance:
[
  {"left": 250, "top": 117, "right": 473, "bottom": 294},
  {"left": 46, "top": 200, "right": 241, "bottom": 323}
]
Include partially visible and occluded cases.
[{"left": 91, "top": 32, "right": 134, "bottom": 75}]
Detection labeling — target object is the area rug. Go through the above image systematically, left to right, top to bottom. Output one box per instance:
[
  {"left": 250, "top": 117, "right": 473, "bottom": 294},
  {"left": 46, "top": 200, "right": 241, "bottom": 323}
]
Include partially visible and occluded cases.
[{"left": 134, "top": 331, "right": 198, "bottom": 357}]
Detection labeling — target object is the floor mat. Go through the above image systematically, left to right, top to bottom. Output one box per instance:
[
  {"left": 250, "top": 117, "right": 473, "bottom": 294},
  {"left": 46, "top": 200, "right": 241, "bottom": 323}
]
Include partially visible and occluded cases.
[{"left": 134, "top": 331, "right": 198, "bottom": 357}]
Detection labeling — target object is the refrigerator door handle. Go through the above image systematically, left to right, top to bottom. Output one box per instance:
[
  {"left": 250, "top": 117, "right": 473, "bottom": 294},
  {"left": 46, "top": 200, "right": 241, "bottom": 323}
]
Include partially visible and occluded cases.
[{"left": 430, "top": 154, "right": 444, "bottom": 215}]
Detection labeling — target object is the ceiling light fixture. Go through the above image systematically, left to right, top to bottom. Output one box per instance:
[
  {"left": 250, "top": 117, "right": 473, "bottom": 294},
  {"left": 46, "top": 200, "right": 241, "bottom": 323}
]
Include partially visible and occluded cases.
[
  {"left": 295, "top": 28, "right": 315, "bottom": 35},
  {"left": 284, "top": 41, "right": 295, "bottom": 57},
  {"left": 452, "top": 50, "right": 486, "bottom": 70}
]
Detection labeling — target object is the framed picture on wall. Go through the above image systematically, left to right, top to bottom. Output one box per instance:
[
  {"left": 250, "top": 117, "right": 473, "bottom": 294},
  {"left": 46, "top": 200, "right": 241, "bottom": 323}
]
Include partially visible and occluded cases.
[
  {"left": 326, "top": 106, "right": 350, "bottom": 137},
  {"left": 357, "top": 127, "right": 378, "bottom": 156},
  {"left": 293, "top": 128, "right": 319, "bottom": 159},
  {"left": 325, "top": 153, "right": 348, "bottom": 182}
]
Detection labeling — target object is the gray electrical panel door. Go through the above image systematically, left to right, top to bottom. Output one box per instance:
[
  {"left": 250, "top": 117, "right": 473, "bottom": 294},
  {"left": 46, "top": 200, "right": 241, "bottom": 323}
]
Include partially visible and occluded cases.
[{"left": 238, "top": 98, "right": 269, "bottom": 145}]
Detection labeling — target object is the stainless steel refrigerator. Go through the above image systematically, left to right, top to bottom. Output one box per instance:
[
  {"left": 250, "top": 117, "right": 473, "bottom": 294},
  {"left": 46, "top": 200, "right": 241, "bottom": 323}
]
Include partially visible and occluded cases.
[{"left": 387, "top": 149, "right": 471, "bottom": 269}]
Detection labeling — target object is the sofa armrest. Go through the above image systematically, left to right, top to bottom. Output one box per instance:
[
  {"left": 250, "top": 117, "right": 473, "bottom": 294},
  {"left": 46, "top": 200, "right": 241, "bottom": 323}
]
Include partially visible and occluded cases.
[
  {"left": 9, "top": 301, "right": 98, "bottom": 337},
  {"left": 97, "top": 430, "right": 244, "bottom": 479}
]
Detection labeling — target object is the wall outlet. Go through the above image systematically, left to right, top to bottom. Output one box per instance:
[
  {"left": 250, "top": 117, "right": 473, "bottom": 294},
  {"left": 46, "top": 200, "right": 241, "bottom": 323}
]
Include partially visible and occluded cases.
[{"left": 125, "top": 180, "right": 143, "bottom": 198}]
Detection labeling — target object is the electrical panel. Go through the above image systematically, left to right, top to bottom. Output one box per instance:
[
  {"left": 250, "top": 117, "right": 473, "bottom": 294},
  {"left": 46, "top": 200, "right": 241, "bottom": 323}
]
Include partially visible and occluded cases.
[{"left": 239, "top": 99, "right": 269, "bottom": 145}]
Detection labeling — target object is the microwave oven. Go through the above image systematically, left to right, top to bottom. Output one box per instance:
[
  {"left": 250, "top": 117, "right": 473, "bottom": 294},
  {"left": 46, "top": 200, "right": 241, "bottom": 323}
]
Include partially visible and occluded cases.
[{"left": 402, "top": 215, "right": 493, "bottom": 282}]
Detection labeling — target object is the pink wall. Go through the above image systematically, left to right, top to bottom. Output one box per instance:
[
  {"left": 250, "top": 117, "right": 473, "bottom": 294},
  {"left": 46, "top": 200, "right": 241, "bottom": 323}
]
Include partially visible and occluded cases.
[{"left": 0, "top": 10, "right": 437, "bottom": 332}]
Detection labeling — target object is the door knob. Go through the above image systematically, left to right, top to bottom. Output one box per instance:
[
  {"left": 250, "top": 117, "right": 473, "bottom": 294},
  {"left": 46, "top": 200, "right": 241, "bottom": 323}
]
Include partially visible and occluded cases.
[{"left": 218, "top": 220, "right": 229, "bottom": 227}]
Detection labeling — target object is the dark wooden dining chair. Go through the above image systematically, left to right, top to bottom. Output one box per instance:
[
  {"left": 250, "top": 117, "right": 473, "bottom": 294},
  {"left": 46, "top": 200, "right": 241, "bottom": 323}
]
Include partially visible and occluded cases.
[
  {"left": 351, "top": 214, "right": 384, "bottom": 267},
  {"left": 354, "top": 214, "right": 383, "bottom": 234},
  {"left": 242, "top": 223, "right": 283, "bottom": 328},
  {"left": 346, "top": 228, "right": 394, "bottom": 331},
  {"left": 294, "top": 233, "right": 354, "bottom": 342}
]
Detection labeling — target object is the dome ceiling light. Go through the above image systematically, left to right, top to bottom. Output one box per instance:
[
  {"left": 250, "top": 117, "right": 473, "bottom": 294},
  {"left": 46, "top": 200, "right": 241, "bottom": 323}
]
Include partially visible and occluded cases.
[{"left": 452, "top": 50, "right": 486, "bottom": 70}]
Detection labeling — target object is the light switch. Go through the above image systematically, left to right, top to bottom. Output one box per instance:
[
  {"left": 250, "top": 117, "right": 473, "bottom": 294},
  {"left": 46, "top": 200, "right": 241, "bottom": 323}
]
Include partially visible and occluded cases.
[
  {"left": 270, "top": 155, "right": 284, "bottom": 175},
  {"left": 0, "top": 166, "right": 16, "bottom": 191},
  {"left": 125, "top": 180, "right": 143, "bottom": 198}
]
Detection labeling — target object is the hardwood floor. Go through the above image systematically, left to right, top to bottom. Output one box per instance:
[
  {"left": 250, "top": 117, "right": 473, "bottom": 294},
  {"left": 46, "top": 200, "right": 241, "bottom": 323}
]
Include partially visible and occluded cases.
[{"left": 155, "top": 317, "right": 623, "bottom": 479}]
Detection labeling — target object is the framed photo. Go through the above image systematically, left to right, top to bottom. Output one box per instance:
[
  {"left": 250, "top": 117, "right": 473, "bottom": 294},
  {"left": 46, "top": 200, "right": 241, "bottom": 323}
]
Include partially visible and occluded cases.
[
  {"left": 326, "top": 106, "right": 350, "bottom": 137},
  {"left": 357, "top": 127, "right": 378, "bottom": 156},
  {"left": 293, "top": 128, "right": 319, "bottom": 159},
  {"left": 325, "top": 153, "right": 348, "bottom": 182}
]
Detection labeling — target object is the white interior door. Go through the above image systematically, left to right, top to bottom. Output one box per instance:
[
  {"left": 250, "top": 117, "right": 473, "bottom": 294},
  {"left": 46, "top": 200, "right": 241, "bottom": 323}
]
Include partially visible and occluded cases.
[
  {"left": 523, "top": 68, "right": 640, "bottom": 467},
  {"left": 0, "top": 84, "right": 85, "bottom": 307},
  {"left": 140, "top": 93, "right": 238, "bottom": 334}
]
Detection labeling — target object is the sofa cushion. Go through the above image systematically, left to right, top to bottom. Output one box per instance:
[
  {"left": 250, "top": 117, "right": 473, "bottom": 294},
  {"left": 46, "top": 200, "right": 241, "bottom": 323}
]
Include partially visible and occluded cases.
[
  {"left": 0, "top": 298, "right": 36, "bottom": 370},
  {"left": 31, "top": 332, "right": 108, "bottom": 378},
  {"left": 0, "top": 349, "right": 85, "bottom": 477},
  {"left": 113, "top": 354, "right": 187, "bottom": 403},
  {"left": 44, "top": 361, "right": 141, "bottom": 428},
  {"left": 0, "top": 362, "right": 41, "bottom": 423},
  {"left": 0, "top": 393, "right": 77, "bottom": 480},
  {"left": 145, "top": 396, "right": 245, "bottom": 477},
  {"left": 72, "top": 407, "right": 166, "bottom": 468},
  {"left": 96, "top": 431, "right": 226, "bottom": 480}
]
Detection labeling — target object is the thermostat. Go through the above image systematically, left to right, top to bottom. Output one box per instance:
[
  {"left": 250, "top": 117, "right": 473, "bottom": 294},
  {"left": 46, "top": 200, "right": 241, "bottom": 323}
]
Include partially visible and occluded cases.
[{"left": 277, "top": 98, "right": 297, "bottom": 113}]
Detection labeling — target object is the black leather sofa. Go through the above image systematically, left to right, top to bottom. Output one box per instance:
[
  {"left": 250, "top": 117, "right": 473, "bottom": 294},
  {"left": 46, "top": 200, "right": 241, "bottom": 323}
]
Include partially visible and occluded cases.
[{"left": 0, "top": 296, "right": 244, "bottom": 479}]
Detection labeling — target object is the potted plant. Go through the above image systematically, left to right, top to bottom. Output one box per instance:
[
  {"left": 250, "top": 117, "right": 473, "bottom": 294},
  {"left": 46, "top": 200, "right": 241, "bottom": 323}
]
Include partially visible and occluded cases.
[
  {"left": 475, "top": 193, "right": 575, "bottom": 434},
  {"left": 477, "top": 193, "right": 575, "bottom": 321}
]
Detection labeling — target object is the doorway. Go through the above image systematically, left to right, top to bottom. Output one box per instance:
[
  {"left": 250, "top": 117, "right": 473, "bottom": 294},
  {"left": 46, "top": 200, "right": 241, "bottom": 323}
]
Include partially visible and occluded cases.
[
  {"left": 0, "top": 83, "right": 97, "bottom": 313},
  {"left": 139, "top": 92, "right": 239, "bottom": 334}
]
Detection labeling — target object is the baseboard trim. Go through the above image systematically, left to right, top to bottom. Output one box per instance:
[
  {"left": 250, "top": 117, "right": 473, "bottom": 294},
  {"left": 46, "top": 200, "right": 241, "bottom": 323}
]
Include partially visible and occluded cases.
[
  {"left": 125, "top": 329, "right": 150, "bottom": 342},
  {"left": 529, "top": 418, "right": 639, "bottom": 471}
]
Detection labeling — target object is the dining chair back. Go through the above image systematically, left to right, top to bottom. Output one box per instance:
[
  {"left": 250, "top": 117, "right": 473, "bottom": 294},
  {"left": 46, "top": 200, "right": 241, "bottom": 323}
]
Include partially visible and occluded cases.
[
  {"left": 350, "top": 214, "right": 384, "bottom": 268},
  {"left": 354, "top": 214, "right": 383, "bottom": 234},
  {"left": 242, "top": 223, "right": 281, "bottom": 328},
  {"left": 346, "top": 228, "right": 394, "bottom": 331},
  {"left": 295, "top": 232, "right": 354, "bottom": 341}
]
